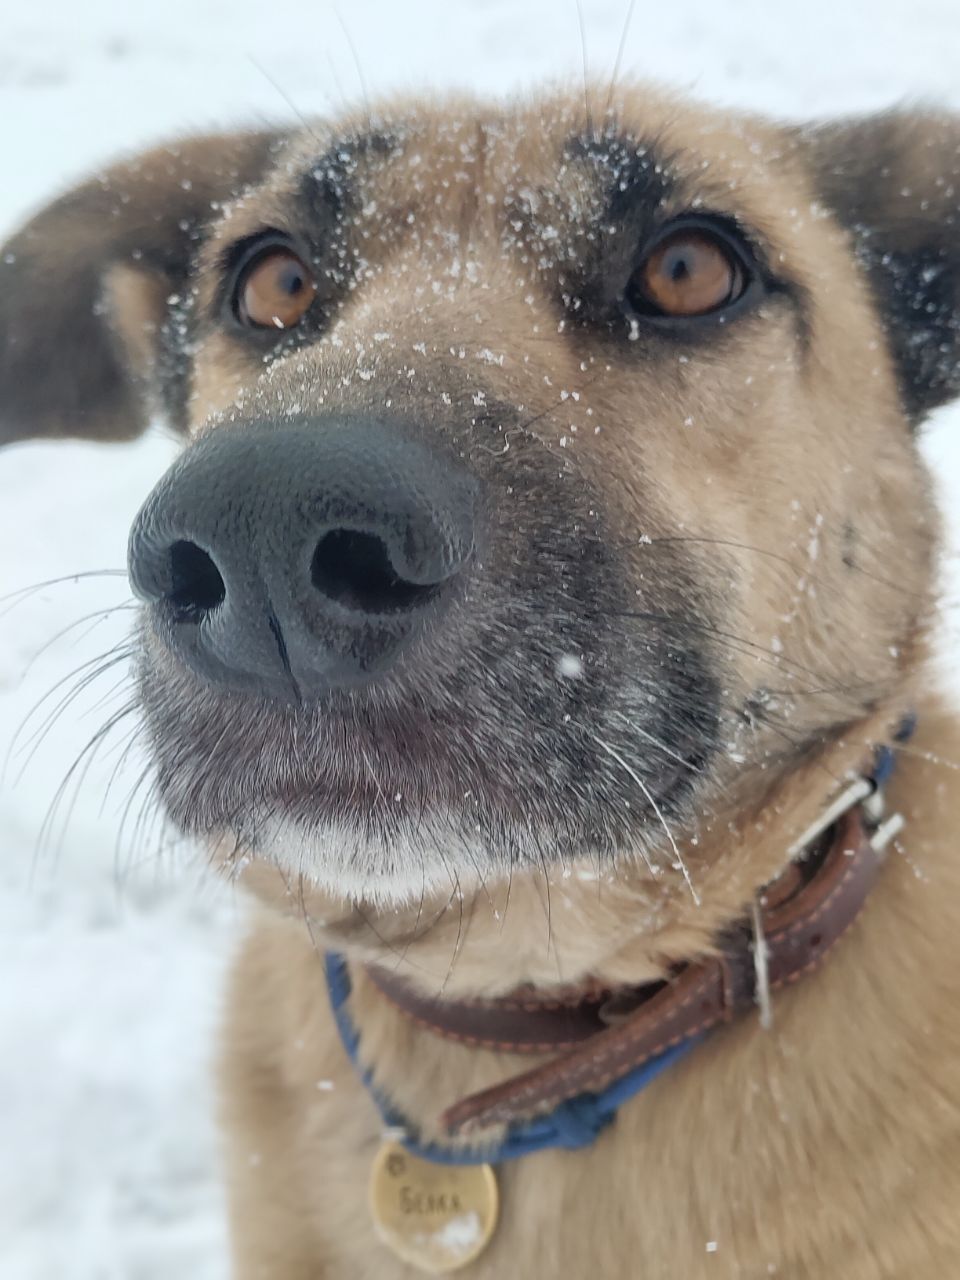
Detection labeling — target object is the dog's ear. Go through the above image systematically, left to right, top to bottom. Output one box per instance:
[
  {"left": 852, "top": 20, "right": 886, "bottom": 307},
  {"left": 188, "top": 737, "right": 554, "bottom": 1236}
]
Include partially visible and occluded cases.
[
  {"left": 804, "top": 110, "right": 960, "bottom": 424},
  {"left": 0, "top": 130, "right": 288, "bottom": 446}
]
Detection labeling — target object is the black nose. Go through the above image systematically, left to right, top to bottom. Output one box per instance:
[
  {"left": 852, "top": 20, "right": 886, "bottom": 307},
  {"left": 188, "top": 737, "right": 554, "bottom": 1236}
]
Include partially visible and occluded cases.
[{"left": 127, "top": 418, "right": 477, "bottom": 697}]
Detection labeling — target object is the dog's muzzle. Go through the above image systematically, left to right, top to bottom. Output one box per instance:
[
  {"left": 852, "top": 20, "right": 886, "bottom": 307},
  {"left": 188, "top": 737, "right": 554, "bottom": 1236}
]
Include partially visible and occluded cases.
[{"left": 127, "top": 417, "right": 478, "bottom": 698}]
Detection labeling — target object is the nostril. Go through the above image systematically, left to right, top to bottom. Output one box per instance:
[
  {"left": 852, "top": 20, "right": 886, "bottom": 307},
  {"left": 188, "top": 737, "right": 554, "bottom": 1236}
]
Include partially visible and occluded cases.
[
  {"left": 311, "top": 529, "right": 440, "bottom": 615},
  {"left": 168, "top": 540, "right": 226, "bottom": 620}
]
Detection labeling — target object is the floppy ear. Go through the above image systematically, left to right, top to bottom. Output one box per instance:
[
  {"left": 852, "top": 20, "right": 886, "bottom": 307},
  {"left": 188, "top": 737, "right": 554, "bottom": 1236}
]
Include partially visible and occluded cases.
[
  {"left": 804, "top": 110, "right": 960, "bottom": 424},
  {"left": 0, "top": 129, "right": 288, "bottom": 446}
]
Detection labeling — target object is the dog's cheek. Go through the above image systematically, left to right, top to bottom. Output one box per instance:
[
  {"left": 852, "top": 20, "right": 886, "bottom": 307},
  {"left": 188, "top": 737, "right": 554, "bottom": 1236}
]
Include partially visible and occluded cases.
[{"left": 186, "top": 337, "right": 266, "bottom": 432}]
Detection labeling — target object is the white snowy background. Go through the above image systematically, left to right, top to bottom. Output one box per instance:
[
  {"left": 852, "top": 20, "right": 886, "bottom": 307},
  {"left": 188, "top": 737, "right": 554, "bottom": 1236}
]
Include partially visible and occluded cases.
[{"left": 1, "top": 2, "right": 958, "bottom": 1275}]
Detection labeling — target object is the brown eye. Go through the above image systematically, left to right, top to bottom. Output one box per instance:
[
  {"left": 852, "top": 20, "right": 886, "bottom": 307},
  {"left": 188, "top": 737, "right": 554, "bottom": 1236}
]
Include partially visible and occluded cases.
[
  {"left": 628, "top": 228, "right": 746, "bottom": 319},
  {"left": 237, "top": 248, "right": 317, "bottom": 329}
]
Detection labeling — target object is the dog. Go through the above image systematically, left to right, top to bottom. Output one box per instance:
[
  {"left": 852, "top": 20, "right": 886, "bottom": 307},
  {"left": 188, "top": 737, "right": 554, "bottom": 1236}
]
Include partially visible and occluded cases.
[{"left": 2, "top": 84, "right": 959, "bottom": 1278}]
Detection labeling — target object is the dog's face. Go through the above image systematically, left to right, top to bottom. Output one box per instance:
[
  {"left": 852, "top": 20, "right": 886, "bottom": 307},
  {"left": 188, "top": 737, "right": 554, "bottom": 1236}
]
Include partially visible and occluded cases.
[{"left": 1, "top": 87, "right": 953, "bottom": 918}]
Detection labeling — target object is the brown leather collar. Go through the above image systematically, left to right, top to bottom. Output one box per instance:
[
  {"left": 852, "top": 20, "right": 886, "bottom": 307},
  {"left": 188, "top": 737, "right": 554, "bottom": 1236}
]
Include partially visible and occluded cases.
[{"left": 366, "top": 802, "right": 891, "bottom": 1137}]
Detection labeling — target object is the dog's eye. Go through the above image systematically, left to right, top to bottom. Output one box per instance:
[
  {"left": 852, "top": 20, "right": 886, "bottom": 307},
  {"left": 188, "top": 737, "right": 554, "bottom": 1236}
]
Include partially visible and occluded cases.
[
  {"left": 627, "top": 228, "right": 746, "bottom": 319},
  {"left": 236, "top": 248, "right": 318, "bottom": 329}
]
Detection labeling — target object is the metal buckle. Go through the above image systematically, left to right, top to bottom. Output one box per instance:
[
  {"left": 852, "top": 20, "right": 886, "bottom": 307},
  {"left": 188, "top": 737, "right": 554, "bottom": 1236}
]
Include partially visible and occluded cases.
[
  {"left": 755, "top": 770, "right": 907, "bottom": 1029},
  {"left": 786, "top": 775, "right": 905, "bottom": 860},
  {"left": 786, "top": 777, "right": 873, "bottom": 858},
  {"left": 869, "top": 812, "right": 905, "bottom": 854}
]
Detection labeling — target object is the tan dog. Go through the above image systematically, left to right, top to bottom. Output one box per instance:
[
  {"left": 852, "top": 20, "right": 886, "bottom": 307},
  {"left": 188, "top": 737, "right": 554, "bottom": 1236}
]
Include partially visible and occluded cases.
[{"left": 2, "top": 85, "right": 959, "bottom": 1278}]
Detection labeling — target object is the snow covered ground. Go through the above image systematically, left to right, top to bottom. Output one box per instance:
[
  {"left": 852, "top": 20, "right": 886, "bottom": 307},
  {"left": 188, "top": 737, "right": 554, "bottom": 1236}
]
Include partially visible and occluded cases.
[{"left": 1, "top": 2, "right": 958, "bottom": 1275}]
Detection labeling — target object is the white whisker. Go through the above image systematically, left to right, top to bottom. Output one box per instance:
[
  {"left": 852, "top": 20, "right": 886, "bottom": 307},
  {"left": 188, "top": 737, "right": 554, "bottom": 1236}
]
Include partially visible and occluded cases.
[
  {"left": 589, "top": 729, "right": 701, "bottom": 904},
  {"left": 359, "top": 744, "right": 387, "bottom": 806}
]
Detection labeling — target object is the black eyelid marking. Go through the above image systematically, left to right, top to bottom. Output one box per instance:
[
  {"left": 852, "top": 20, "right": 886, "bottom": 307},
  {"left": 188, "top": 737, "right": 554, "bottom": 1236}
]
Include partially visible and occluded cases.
[
  {"left": 298, "top": 130, "right": 400, "bottom": 219},
  {"left": 556, "top": 130, "right": 679, "bottom": 329},
  {"left": 565, "top": 130, "right": 676, "bottom": 223},
  {"left": 642, "top": 213, "right": 760, "bottom": 272},
  {"left": 217, "top": 227, "right": 297, "bottom": 280}
]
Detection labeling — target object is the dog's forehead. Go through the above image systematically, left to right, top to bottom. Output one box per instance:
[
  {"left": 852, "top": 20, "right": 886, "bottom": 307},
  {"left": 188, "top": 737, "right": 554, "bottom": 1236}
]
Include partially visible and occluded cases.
[{"left": 206, "top": 89, "right": 802, "bottom": 255}]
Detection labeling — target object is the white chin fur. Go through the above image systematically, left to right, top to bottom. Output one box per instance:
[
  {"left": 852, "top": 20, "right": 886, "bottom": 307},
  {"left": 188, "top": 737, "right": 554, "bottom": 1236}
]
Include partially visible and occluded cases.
[{"left": 251, "top": 812, "right": 489, "bottom": 908}]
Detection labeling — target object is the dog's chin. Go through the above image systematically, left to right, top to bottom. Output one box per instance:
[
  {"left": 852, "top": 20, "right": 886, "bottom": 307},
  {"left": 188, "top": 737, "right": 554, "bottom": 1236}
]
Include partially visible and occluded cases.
[
  {"left": 150, "top": 704, "right": 717, "bottom": 908},
  {"left": 154, "top": 723, "right": 706, "bottom": 906},
  {"left": 199, "top": 758, "right": 698, "bottom": 908},
  {"left": 234, "top": 810, "right": 498, "bottom": 908}
]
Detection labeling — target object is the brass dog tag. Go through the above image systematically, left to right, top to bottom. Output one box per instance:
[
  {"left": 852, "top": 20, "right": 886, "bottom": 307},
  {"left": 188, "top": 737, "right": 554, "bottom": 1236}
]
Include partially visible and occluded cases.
[{"left": 369, "top": 1140, "right": 499, "bottom": 1273}]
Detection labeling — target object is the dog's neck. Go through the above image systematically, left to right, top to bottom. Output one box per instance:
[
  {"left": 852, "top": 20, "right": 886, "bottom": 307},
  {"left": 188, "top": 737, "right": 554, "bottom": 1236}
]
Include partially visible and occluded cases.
[
  {"left": 239, "top": 698, "right": 916, "bottom": 998},
  {"left": 333, "top": 732, "right": 901, "bottom": 1143}
]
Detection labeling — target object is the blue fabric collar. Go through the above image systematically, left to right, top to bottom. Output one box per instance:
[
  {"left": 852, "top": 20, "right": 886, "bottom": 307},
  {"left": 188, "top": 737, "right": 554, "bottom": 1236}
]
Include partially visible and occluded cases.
[{"left": 324, "top": 951, "right": 698, "bottom": 1166}]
